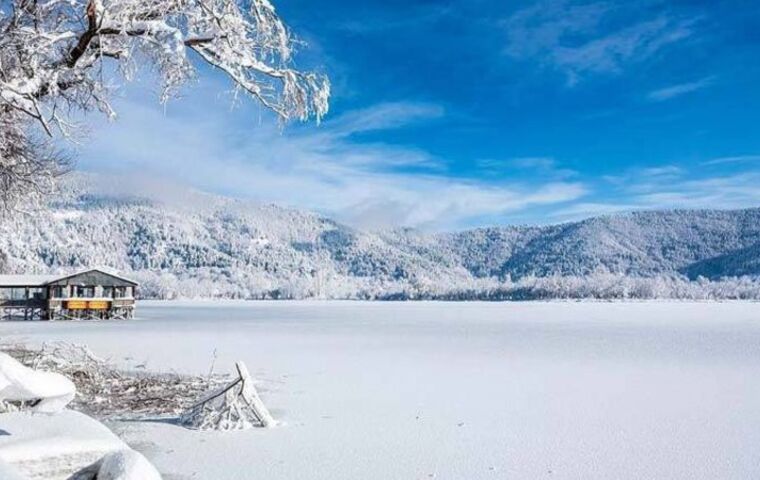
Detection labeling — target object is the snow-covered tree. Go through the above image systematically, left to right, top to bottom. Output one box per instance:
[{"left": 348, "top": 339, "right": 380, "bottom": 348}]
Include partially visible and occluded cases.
[{"left": 0, "top": 0, "right": 330, "bottom": 209}]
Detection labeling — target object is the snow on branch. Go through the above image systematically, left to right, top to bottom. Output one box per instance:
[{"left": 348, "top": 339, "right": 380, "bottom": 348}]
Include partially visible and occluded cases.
[
  {"left": 0, "top": 0, "right": 330, "bottom": 209},
  {"left": 0, "top": 111, "right": 72, "bottom": 213},
  {"left": 1, "top": 342, "right": 230, "bottom": 419},
  {"left": 2, "top": 343, "right": 276, "bottom": 433},
  {"left": 181, "top": 361, "right": 275, "bottom": 430}
]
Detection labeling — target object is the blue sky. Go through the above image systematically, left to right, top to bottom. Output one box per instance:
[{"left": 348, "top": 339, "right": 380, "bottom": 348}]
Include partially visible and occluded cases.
[{"left": 79, "top": 0, "right": 760, "bottom": 230}]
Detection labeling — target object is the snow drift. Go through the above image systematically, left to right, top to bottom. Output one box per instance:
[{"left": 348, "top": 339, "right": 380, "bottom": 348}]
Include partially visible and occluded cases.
[
  {"left": 0, "top": 352, "right": 161, "bottom": 479},
  {"left": 0, "top": 352, "right": 75, "bottom": 413},
  {"left": 97, "top": 449, "right": 161, "bottom": 480}
]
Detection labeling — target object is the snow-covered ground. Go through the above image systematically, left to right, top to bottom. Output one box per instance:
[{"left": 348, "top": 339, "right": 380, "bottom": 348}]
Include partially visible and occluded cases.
[{"left": 2, "top": 301, "right": 760, "bottom": 479}]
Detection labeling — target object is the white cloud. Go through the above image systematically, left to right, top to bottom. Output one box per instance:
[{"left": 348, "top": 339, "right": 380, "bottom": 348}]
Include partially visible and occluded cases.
[
  {"left": 504, "top": 0, "right": 699, "bottom": 84},
  {"left": 647, "top": 76, "right": 715, "bottom": 102},
  {"left": 78, "top": 96, "right": 585, "bottom": 230},
  {"left": 328, "top": 102, "right": 444, "bottom": 137},
  {"left": 701, "top": 155, "right": 760, "bottom": 166},
  {"left": 478, "top": 157, "right": 578, "bottom": 179},
  {"left": 509, "top": 157, "right": 557, "bottom": 170},
  {"left": 547, "top": 163, "right": 760, "bottom": 222},
  {"left": 601, "top": 165, "right": 682, "bottom": 188},
  {"left": 637, "top": 165, "right": 683, "bottom": 178},
  {"left": 587, "top": 170, "right": 760, "bottom": 218},
  {"left": 633, "top": 172, "right": 760, "bottom": 209}
]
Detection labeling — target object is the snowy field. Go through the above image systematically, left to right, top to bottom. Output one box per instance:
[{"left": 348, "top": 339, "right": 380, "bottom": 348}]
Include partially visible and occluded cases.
[{"left": 2, "top": 301, "right": 760, "bottom": 479}]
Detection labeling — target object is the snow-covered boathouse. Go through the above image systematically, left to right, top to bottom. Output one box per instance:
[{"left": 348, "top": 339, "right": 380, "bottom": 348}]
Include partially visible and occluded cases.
[{"left": 0, "top": 269, "right": 137, "bottom": 320}]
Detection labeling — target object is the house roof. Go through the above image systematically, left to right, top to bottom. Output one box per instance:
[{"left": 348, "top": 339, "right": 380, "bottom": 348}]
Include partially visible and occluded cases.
[{"left": 0, "top": 269, "right": 138, "bottom": 287}]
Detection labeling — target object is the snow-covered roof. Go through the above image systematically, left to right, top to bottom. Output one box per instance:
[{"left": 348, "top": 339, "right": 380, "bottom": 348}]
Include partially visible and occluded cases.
[
  {"left": 47, "top": 268, "right": 139, "bottom": 286},
  {"left": 0, "top": 269, "right": 138, "bottom": 287}
]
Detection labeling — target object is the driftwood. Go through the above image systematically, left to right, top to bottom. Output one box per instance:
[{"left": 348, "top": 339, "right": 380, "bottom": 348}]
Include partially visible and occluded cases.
[
  {"left": 1, "top": 342, "right": 227, "bottom": 420},
  {"left": 180, "top": 361, "right": 275, "bottom": 431}
]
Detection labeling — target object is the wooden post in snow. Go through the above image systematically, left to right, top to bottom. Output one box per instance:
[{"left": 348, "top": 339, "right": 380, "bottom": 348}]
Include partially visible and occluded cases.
[{"left": 236, "top": 361, "right": 275, "bottom": 428}]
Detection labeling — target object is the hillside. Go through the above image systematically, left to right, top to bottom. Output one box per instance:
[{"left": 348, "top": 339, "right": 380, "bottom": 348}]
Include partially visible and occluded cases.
[
  {"left": 0, "top": 174, "right": 758, "bottom": 299},
  {"left": 445, "top": 209, "right": 760, "bottom": 280}
]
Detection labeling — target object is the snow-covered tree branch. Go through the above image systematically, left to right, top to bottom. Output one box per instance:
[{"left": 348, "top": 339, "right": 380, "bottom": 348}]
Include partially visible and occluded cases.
[{"left": 0, "top": 0, "right": 330, "bottom": 209}]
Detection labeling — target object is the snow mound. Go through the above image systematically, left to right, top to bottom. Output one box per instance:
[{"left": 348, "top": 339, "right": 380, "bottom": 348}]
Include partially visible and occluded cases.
[
  {"left": 0, "top": 349, "right": 162, "bottom": 479},
  {"left": 0, "top": 352, "right": 75, "bottom": 413},
  {"left": 0, "top": 410, "right": 126, "bottom": 479},
  {"left": 97, "top": 449, "right": 161, "bottom": 480}
]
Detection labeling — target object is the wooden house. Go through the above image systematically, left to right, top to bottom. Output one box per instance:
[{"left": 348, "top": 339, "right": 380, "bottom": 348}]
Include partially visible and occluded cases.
[{"left": 0, "top": 269, "right": 137, "bottom": 320}]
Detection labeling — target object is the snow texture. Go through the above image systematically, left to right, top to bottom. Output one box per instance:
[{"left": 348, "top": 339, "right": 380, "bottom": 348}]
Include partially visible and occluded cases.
[
  {"left": 3, "top": 301, "right": 759, "bottom": 480},
  {"left": 0, "top": 410, "right": 127, "bottom": 479},
  {"left": 0, "top": 460, "right": 26, "bottom": 480}
]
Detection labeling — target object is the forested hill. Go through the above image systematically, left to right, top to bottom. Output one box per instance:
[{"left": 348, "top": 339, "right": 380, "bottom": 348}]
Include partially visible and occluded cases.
[
  {"left": 0, "top": 174, "right": 758, "bottom": 300},
  {"left": 444, "top": 209, "right": 760, "bottom": 279}
]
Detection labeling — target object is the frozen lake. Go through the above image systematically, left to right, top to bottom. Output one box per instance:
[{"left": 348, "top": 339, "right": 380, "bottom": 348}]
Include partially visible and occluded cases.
[{"left": 2, "top": 301, "right": 760, "bottom": 479}]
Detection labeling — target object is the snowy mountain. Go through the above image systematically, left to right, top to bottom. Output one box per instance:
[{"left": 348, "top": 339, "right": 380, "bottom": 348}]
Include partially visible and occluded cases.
[
  {"left": 0, "top": 173, "right": 758, "bottom": 299},
  {"left": 446, "top": 209, "right": 760, "bottom": 280}
]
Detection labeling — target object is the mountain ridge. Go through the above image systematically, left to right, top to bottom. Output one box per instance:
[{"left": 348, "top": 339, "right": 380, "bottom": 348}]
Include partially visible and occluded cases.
[{"left": 0, "top": 174, "right": 758, "bottom": 299}]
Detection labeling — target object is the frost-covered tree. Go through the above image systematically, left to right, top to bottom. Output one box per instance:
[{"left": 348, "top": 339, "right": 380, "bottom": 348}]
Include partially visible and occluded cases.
[{"left": 0, "top": 0, "right": 330, "bottom": 209}]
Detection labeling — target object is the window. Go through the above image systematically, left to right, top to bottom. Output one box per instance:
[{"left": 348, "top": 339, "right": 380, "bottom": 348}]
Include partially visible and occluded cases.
[
  {"left": 50, "top": 286, "right": 67, "bottom": 299},
  {"left": 74, "top": 286, "right": 95, "bottom": 298},
  {"left": 103, "top": 286, "right": 113, "bottom": 298},
  {"left": 113, "top": 286, "right": 135, "bottom": 298},
  {"left": 10, "top": 288, "right": 25, "bottom": 300},
  {"left": 29, "top": 288, "right": 46, "bottom": 300}
]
